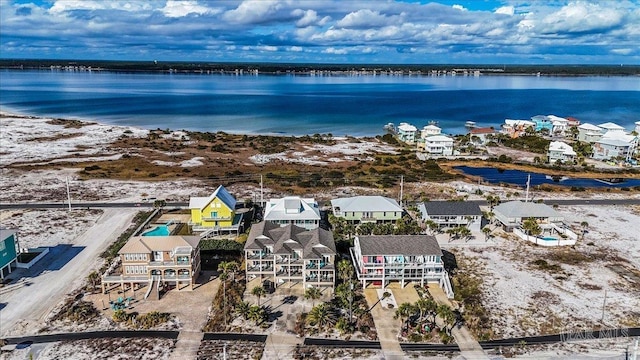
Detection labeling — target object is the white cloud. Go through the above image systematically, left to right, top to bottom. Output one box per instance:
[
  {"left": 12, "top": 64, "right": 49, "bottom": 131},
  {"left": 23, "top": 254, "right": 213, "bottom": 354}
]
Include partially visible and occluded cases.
[
  {"left": 161, "top": 0, "right": 214, "bottom": 18},
  {"left": 223, "top": 0, "right": 285, "bottom": 24},
  {"left": 538, "top": 2, "right": 625, "bottom": 34},
  {"left": 452, "top": 4, "right": 467, "bottom": 11},
  {"left": 495, "top": 6, "right": 514, "bottom": 16},
  {"left": 293, "top": 9, "right": 318, "bottom": 27},
  {"left": 336, "top": 9, "right": 395, "bottom": 28},
  {"left": 258, "top": 45, "right": 278, "bottom": 52},
  {"left": 288, "top": 46, "right": 303, "bottom": 52},
  {"left": 323, "top": 47, "right": 348, "bottom": 55},
  {"left": 610, "top": 48, "right": 632, "bottom": 55}
]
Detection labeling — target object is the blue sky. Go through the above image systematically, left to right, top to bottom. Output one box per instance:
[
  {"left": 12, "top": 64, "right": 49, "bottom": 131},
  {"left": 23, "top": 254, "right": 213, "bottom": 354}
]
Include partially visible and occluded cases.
[{"left": 1, "top": 0, "right": 639, "bottom": 64}]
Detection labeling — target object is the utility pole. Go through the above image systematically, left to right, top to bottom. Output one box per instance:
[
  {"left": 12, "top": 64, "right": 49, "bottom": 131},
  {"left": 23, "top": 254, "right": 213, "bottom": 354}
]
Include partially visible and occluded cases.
[
  {"left": 260, "top": 174, "right": 264, "bottom": 207},
  {"left": 525, "top": 174, "right": 531, "bottom": 202},
  {"left": 399, "top": 175, "right": 404, "bottom": 207},
  {"left": 66, "top": 176, "right": 72, "bottom": 211},
  {"left": 601, "top": 289, "right": 607, "bottom": 323}
]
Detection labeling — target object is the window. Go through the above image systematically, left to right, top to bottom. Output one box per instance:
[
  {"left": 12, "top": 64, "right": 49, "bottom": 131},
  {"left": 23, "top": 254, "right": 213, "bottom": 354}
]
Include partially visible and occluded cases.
[
  {"left": 211, "top": 211, "right": 218, "bottom": 218},
  {"left": 0, "top": 240, "right": 6, "bottom": 252},
  {"left": 154, "top": 251, "right": 163, "bottom": 261}
]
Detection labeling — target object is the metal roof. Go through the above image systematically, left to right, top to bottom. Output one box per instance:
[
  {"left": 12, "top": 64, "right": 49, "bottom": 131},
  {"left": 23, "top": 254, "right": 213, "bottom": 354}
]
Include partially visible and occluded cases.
[
  {"left": 188, "top": 185, "right": 237, "bottom": 210},
  {"left": 264, "top": 196, "right": 320, "bottom": 222},
  {"left": 331, "top": 196, "right": 402, "bottom": 213},
  {"left": 420, "top": 201, "right": 482, "bottom": 216},
  {"left": 493, "top": 201, "right": 562, "bottom": 220},
  {"left": 357, "top": 235, "right": 442, "bottom": 256}
]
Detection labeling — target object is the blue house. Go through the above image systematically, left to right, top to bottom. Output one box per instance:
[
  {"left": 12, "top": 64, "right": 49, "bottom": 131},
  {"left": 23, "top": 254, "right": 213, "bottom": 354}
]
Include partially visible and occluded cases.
[
  {"left": 531, "top": 115, "right": 554, "bottom": 132},
  {"left": 1, "top": 228, "right": 19, "bottom": 280}
]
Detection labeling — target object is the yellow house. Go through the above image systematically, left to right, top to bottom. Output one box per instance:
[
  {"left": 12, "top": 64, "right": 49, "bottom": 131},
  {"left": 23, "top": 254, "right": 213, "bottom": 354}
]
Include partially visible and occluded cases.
[{"left": 189, "top": 185, "right": 240, "bottom": 234}]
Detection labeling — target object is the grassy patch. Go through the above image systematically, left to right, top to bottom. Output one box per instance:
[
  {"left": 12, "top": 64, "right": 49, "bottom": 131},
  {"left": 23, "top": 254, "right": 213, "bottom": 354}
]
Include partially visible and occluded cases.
[
  {"left": 451, "top": 254, "right": 494, "bottom": 340},
  {"left": 530, "top": 259, "right": 563, "bottom": 272}
]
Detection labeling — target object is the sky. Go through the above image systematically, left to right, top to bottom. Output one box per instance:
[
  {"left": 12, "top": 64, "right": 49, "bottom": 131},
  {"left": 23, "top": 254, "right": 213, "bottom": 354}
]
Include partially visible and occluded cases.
[{"left": 1, "top": 0, "right": 639, "bottom": 64}]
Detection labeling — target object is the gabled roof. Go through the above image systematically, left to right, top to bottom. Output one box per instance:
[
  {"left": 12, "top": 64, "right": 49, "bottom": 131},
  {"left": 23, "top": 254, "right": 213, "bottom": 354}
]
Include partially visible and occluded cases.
[
  {"left": 547, "top": 115, "right": 568, "bottom": 123},
  {"left": 504, "top": 119, "right": 535, "bottom": 126},
  {"left": 598, "top": 122, "right": 625, "bottom": 131},
  {"left": 398, "top": 123, "right": 417, "bottom": 132},
  {"left": 578, "top": 123, "right": 602, "bottom": 131},
  {"left": 423, "top": 125, "right": 441, "bottom": 130},
  {"left": 548, "top": 141, "right": 577, "bottom": 155},
  {"left": 188, "top": 185, "right": 237, "bottom": 211},
  {"left": 264, "top": 196, "right": 320, "bottom": 222},
  {"left": 331, "top": 196, "right": 402, "bottom": 213},
  {"left": 420, "top": 201, "right": 482, "bottom": 216},
  {"left": 493, "top": 201, "right": 562, "bottom": 220},
  {"left": 244, "top": 221, "right": 335, "bottom": 259},
  {"left": 119, "top": 235, "right": 200, "bottom": 255},
  {"left": 357, "top": 235, "right": 442, "bottom": 256}
]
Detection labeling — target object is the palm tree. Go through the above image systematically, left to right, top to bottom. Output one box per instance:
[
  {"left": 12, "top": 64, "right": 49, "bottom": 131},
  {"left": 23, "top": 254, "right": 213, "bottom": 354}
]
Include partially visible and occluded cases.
[
  {"left": 522, "top": 218, "right": 542, "bottom": 239},
  {"left": 424, "top": 220, "right": 437, "bottom": 235},
  {"left": 580, "top": 221, "right": 589, "bottom": 239},
  {"left": 458, "top": 227, "right": 471, "bottom": 242},
  {"left": 482, "top": 227, "right": 491, "bottom": 242},
  {"left": 337, "top": 259, "right": 354, "bottom": 283},
  {"left": 218, "top": 261, "right": 239, "bottom": 280},
  {"left": 87, "top": 271, "right": 100, "bottom": 291},
  {"left": 251, "top": 285, "right": 266, "bottom": 306},
  {"left": 304, "top": 287, "right": 322, "bottom": 308},
  {"left": 415, "top": 298, "right": 437, "bottom": 323},
  {"left": 235, "top": 301, "right": 251, "bottom": 320},
  {"left": 394, "top": 302, "right": 416, "bottom": 326},
  {"left": 307, "top": 303, "right": 337, "bottom": 330},
  {"left": 437, "top": 304, "right": 456, "bottom": 334},
  {"left": 248, "top": 305, "right": 267, "bottom": 325}
]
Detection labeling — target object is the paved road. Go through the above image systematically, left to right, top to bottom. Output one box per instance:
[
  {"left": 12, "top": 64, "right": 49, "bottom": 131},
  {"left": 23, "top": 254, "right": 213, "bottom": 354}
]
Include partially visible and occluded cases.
[
  {"left": 1, "top": 198, "right": 638, "bottom": 210},
  {"left": 0, "top": 209, "right": 137, "bottom": 337}
]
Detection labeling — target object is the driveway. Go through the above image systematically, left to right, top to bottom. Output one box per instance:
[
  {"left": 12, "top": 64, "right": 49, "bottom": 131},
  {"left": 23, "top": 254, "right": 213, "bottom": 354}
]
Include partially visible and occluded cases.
[{"left": 0, "top": 208, "right": 137, "bottom": 337}]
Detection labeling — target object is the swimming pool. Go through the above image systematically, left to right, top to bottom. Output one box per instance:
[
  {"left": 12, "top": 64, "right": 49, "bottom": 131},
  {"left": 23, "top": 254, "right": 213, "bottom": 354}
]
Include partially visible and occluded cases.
[
  {"left": 142, "top": 225, "right": 170, "bottom": 236},
  {"left": 541, "top": 236, "right": 558, "bottom": 241}
]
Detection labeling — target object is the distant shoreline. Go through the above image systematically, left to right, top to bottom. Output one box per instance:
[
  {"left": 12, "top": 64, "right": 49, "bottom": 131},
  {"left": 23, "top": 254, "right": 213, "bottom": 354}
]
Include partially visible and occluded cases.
[{"left": 1, "top": 59, "right": 639, "bottom": 77}]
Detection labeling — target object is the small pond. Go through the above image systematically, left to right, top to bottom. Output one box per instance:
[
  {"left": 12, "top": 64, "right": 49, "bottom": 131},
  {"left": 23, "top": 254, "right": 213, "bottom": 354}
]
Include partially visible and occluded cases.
[{"left": 455, "top": 166, "right": 640, "bottom": 188}]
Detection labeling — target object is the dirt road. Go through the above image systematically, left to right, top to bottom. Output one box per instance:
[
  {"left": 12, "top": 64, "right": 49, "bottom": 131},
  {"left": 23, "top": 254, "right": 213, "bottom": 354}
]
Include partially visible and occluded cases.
[{"left": 0, "top": 208, "right": 136, "bottom": 337}]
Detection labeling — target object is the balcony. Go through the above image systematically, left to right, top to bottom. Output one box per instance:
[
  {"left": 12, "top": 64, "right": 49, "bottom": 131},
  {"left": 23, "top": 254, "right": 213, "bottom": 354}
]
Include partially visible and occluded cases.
[
  {"left": 202, "top": 215, "right": 232, "bottom": 222},
  {"left": 148, "top": 260, "right": 191, "bottom": 268},
  {"left": 247, "top": 266, "right": 273, "bottom": 273},
  {"left": 305, "top": 276, "right": 334, "bottom": 283}
]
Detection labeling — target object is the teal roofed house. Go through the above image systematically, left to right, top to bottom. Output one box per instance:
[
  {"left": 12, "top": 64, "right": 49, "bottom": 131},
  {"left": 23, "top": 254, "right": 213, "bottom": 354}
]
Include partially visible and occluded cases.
[
  {"left": 531, "top": 115, "right": 554, "bottom": 132},
  {"left": 1, "top": 228, "right": 19, "bottom": 280}
]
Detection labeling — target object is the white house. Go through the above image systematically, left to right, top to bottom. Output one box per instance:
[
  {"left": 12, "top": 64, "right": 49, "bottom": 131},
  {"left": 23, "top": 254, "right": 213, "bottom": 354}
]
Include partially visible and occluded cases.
[
  {"left": 548, "top": 115, "right": 570, "bottom": 134},
  {"left": 635, "top": 121, "right": 640, "bottom": 134},
  {"left": 397, "top": 122, "right": 418, "bottom": 144},
  {"left": 597, "top": 122, "right": 626, "bottom": 133},
  {"left": 577, "top": 123, "right": 604, "bottom": 143},
  {"left": 420, "top": 124, "right": 442, "bottom": 138},
  {"left": 469, "top": 127, "right": 497, "bottom": 145},
  {"left": 593, "top": 132, "right": 638, "bottom": 162},
  {"left": 420, "top": 135, "right": 454, "bottom": 156},
  {"left": 547, "top": 141, "right": 577, "bottom": 164},
  {"left": 263, "top": 196, "right": 321, "bottom": 230},
  {"left": 418, "top": 201, "right": 482, "bottom": 231},
  {"left": 493, "top": 201, "right": 577, "bottom": 246},
  {"left": 350, "top": 235, "right": 454, "bottom": 297}
]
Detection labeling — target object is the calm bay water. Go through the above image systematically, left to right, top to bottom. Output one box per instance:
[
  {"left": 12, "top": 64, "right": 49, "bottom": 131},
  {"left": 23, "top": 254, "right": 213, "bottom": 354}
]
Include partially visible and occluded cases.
[{"left": 1, "top": 70, "right": 639, "bottom": 136}]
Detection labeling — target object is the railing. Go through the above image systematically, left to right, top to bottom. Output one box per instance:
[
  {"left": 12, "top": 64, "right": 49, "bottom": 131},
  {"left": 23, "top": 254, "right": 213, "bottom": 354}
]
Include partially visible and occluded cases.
[
  {"left": 201, "top": 216, "right": 232, "bottom": 221},
  {"left": 513, "top": 227, "right": 576, "bottom": 247},
  {"left": 148, "top": 260, "right": 191, "bottom": 267},
  {"left": 246, "top": 266, "right": 273, "bottom": 273},
  {"left": 305, "top": 277, "right": 334, "bottom": 283}
]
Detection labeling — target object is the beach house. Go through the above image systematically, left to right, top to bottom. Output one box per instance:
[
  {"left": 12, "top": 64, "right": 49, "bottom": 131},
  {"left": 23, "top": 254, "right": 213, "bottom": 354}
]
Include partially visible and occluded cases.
[
  {"left": 531, "top": 115, "right": 554, "bottom": 132},
  {"left": 548, "top": 115, "right": 570, "bottom": 135},
  {"left": 502, "top": 119, "right": 535, "bottom": 138},
  {"left": 635, "top": 121, "right": 640, "bottom": 134},
  {"left": 397, "top": 122, "right": 418, "bottom": 144},
  {"left": 577, "top": 123, "right": 605, "bottom": 143},
  {"left": 420, "top": 124, "right": 442, "bottom": 138},
  {"left": 469, "top": 127, "right": 497, "bottom": 145},
  {"left": 592, "top": 132, "right": 638, "bottom": 162},
  {"left": 419, "top": 135, "right": 454, "bottom": 156},
  {"left": 547, "top": 141, "right": 577, "bottom": 164},
  {"left": 188, "top": 185, "right": 242, "bottom": 235},
  {"left": 263, "top": 196, "right": 321, "bottom": 230},
  {"left": 331, "top": 196, "right": 403, "bottom": 224},
  {"left": 418, "top": 201, "right": 482, "bottom": 231},
  {"left": 493, "top": 201, "right": 577, "bottom": 246},
  {"left": 244, "top": 221, "right": 336, "bottom": 291},
  {"left": 0, "top": 228, "right": 19, "bottom": 280},
  {"left": 101, "top": 235, "right": 202, "bottom": 294},
  {"left": 350, "top": 235, "right": 454, "bottom": 297}
]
